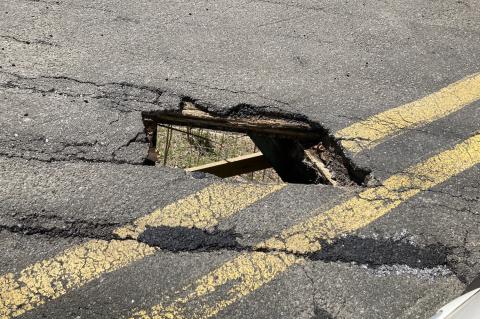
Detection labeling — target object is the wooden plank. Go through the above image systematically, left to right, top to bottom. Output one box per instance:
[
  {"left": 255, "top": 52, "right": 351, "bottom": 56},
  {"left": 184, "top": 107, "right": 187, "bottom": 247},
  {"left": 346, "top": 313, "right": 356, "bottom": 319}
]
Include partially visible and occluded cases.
[
  {"left": 145, "top": 102, "right": 322, "bottom": 140},
  {"left": 143, "top": 118, "right": 158, "bottom": 164},
  {"left": 248, "top": 133, "right": 325, "bottom": 184},
  {"left": 304, "top": 150, "right": 337, "bottom": 186},
  {"left": 185, "top": 152, "right": 272, "bottom": 178}
]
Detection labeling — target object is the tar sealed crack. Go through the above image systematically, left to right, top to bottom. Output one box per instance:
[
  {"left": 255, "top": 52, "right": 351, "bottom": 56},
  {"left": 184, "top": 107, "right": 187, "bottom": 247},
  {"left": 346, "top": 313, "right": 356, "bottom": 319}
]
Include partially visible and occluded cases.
[
  {"left": 0, "top": 217, "right": 122, "bottom": 241},
  {"left": 137, "top": 225, "right": 303, "bottom": 256},
  {"left": 136, "top": 226, "right": 453, "bottom": 275},
  {"left": 138, "top": 226, "right": 240, "bottom": 252},
  {"left": 309, "top": 235, "right": 450, "bottom": 269}
]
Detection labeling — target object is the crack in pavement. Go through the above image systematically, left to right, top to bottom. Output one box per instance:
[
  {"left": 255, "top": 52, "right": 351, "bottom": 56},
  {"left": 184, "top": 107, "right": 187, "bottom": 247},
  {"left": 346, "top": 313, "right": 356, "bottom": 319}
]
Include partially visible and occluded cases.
[
  {"left": 0, "top": 35, "right": 57, "bottom": 47},
  {"left": 0, "top": 69, "right": 373, "bottom": 182},
  {"left": 0, "top": 71, "right": 167, "bottom": 111},
  {"left": 173, "top": 78, "right": 291, "bottom": 106},
  {"left": 0, "top": 151, "right": 148, "bottom": 166},
  {"left": 0, "top": 218, "right": 123, "bottom": 241},
  {"left": 2, "top": 222, "right": 458, "bottom": 277},
  {"left": 135, "top": 226, "right": 456, "bottom": 275},
  {"left": 310, "top": 235, "right": 450, "bottom": 269},
  {"left": 297, "top": 263, "right": 324, "bottom": 319}
]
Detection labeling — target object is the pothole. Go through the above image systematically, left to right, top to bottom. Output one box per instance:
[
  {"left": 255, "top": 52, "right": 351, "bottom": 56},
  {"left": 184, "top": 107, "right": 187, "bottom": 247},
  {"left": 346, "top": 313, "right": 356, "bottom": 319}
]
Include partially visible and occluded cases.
[
  {"left": 142, "top": 102, "right": 370, "bottom": 186},
  {"left": 156, "top": 124, "right": 282, "bottom": 184}
]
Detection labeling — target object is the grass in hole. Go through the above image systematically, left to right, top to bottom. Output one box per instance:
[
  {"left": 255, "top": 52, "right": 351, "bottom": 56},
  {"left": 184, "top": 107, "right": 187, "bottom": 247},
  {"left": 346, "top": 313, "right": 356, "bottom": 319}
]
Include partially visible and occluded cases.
[{"left": 156, "top": 125, "right": 282, "bottom": 184}]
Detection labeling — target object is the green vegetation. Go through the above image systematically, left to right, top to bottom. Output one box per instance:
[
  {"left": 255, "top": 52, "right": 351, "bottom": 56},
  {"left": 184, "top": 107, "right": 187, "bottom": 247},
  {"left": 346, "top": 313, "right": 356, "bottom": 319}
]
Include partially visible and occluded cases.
[{"left": 156, "top": 125, "right": 281, "bottom": 183}]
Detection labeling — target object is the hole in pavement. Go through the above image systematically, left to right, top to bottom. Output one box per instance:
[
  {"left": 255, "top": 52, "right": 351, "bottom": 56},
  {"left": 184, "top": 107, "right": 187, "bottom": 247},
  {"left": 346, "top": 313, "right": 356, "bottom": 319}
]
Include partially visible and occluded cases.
[
  {"left": 142, "top": 102, "right": 370, "bottom": 186},
  {"left": 156, "top": 124, "right": 284, "bottom": 184}
]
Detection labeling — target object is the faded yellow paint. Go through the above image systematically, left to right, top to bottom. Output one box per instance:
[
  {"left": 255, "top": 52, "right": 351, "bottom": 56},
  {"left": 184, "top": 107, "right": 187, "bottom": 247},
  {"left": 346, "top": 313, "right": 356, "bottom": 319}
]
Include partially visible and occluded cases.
[
  {"left": 4, "top": 71, "right": 480, "bottom": 317},
  {"left": 336, "top": 73, "right": 480, "bottom": 153},
  {"left": 130, "top": 132, "right": 480, "bottom": 319},
  {"left": 261, "top": 132, "right": 480, "bottom": 253},
  {"left": 0, "top": 182, "right": 282, "bottom": 318},
  {"left": 114, "top": 183, "right": 284, "bottom": 239},
  {"left": 0, "top": 240, "right": 155, "bottom": 319},
  {"left": 128, "top": 252, "right": 300, "bottom": 319}
]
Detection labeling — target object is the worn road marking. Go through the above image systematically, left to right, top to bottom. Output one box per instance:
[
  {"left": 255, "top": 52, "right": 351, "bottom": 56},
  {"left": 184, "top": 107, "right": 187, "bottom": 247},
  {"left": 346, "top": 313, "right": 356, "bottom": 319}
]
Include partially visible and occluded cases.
[
  {"left": 336, "top": 73, "right": 480, "bottom": 153},
  {"left": 129, "top": 133, "right": 480, "bottom": 319},
  {"left": 0, "top": 183, "right": 283, "bottom": 319},
  {"left": 114, "top": 183, "right": 284, "bottom": 239},
  {"left": 0, "top": 241, "right": 155, "bottom": 319},
  {"left": 129, "top": 251, "right": 300, "bottom": 319}
]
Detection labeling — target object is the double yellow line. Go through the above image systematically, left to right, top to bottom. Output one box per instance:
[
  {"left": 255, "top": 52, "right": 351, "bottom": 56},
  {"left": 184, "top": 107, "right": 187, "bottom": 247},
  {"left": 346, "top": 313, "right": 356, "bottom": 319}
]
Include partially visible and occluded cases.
[
  {"left": 1, "top": 73, "right": 479, "bottom": 319},
  {"left": 126, "top": 73, "right": 480, "bottom": 319},
  {"left": 128, "top": 133, "right": 480, "bottom": 319},
  {"left": 0, "top": 184, "right": 283, "bottom": 318}
]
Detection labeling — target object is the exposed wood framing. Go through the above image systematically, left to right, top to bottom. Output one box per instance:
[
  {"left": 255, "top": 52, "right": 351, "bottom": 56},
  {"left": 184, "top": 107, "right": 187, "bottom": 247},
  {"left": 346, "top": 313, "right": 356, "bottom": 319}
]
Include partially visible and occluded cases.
[
  {"left": 145, "top": 102, "right": 321, "bottom": 140},
  {"left": 143, "top": 103, "right": 349, "bottom": 185},
  {"left": 143, "top": 118, "right": 158, "bottom": 164},
  {"left": 304, "top": 150, "right": 337, "bottom": 186},
  {"left": 185, "top": 152, "right": 271, "bottom": 178}
]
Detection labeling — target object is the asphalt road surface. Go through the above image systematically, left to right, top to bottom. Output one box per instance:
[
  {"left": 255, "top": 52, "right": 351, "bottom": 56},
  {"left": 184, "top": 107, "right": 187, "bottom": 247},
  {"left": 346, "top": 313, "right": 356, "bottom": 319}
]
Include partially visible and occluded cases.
[{"left": 1, "top": 0, "right": 480, "bottom": 318}]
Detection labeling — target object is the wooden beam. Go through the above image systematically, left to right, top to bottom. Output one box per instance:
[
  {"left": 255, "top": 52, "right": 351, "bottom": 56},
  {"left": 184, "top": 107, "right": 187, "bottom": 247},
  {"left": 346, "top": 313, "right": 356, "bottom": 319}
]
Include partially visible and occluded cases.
[
  {"left": 145, "top": 102, "right": 321, "bottom": 140},
  {"left": 143, "top": 118, "right": 158, "bottom": 164},
  {"left": 248, "top": 133, "right": 326, "bottom": 184},
  {"left": 304, "top": 150, "right": 337, "bottom": 186},
  {"left": 185, "top": 152, "right": 271, "bottom": 178}
]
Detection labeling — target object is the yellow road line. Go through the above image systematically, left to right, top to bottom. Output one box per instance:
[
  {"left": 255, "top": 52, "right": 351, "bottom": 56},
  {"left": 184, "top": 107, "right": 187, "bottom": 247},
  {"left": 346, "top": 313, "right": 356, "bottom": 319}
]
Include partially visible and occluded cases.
[
  {"left": 336, "top": 73, "right": 480, "bottom": 153},
  {"left": 129, "top": 132, "right": 480, "bottom": 319},
  {"left": 0, "top": 183, "right": 283, "bottom": 319},
  {"left": 114, "top": 183, "right": 284, "bottom": 239},
  {"left": 0, "top": 240, "right": 155, "bottom": 319},
  {"left": 129, "top": 252, "right": 300, "bottom": 319}
]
